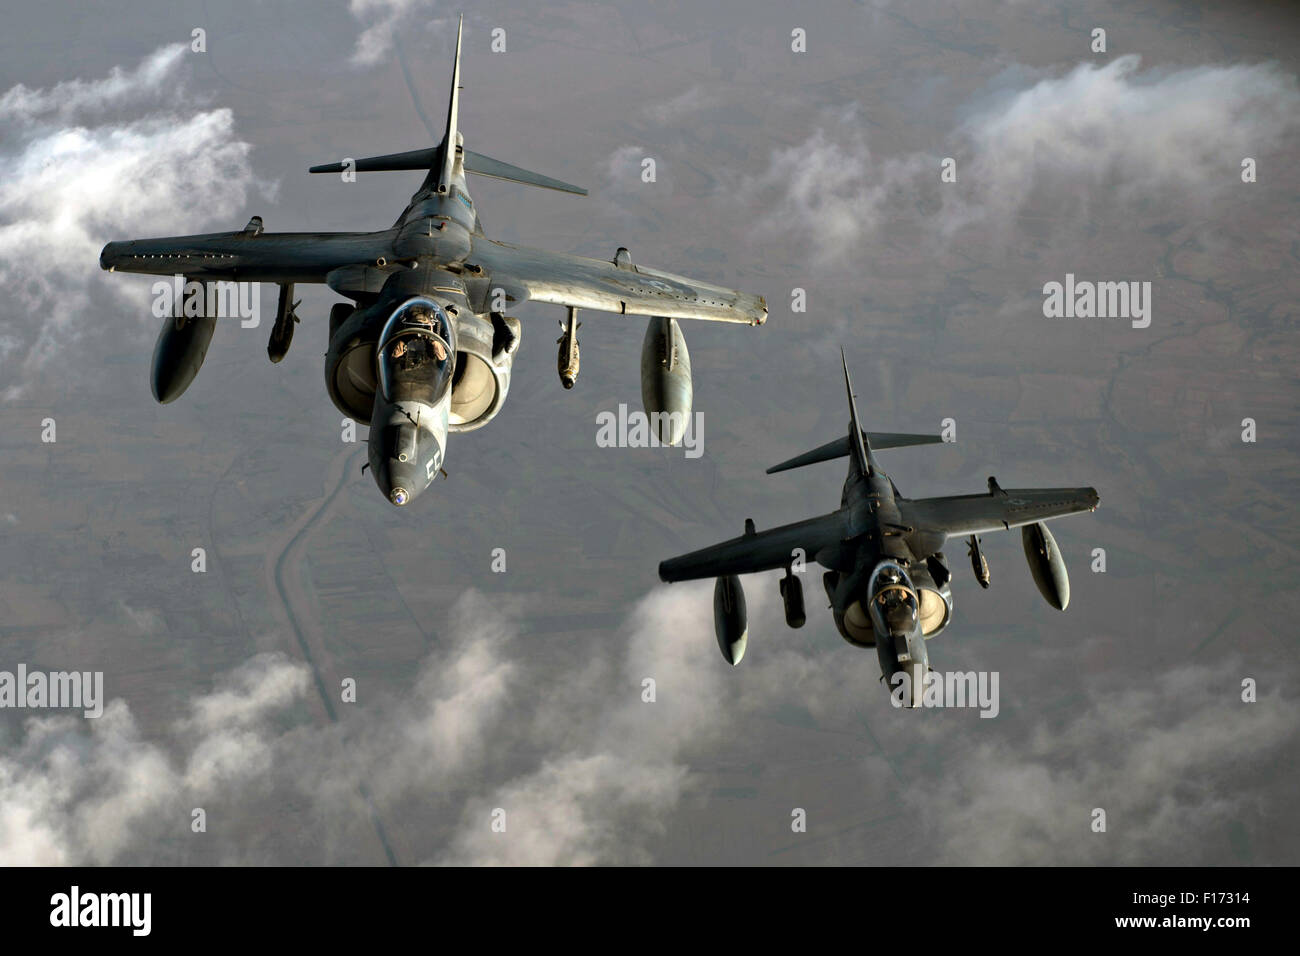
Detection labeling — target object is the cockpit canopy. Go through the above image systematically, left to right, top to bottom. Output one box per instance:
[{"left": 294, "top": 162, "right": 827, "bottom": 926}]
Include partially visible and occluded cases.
[
  {"left": 377, "top": 298, "right": 455, "bottom": 405},
  {"left": 867, "top": 561, "right": 919, "bottom": 636}
]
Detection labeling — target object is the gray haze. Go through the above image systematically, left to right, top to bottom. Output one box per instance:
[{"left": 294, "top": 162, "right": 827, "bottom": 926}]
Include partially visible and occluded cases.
[{"left": 1, "top": 0, "right": 1298, "bottom": 864}]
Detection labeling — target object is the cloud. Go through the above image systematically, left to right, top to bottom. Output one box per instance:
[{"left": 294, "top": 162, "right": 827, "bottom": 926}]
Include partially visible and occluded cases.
[
  {"left": 349, "top": 0, "right": 446, "bottom": 67},
  {"left": 0, "top": 45, "right": 266, "bottom": 400},
  {"left": 0, "top": 45, "right": 187, "bottom": 123},
  {"left": 943, "top": 55, "right": 1300, "bottom": 234},
  {"left": 734, "top": 56, "right": 1300, "bottom": 262},
  {"left": 646, "top": 86, "right": 721, "bottom": 124},
  {"left": 733, "top": 120, "right": 928, "bottom": 266},
  {"left": 604, "top": 144, "right": 659, "bottom": 191},
  {"left": 436, "top": 581, "right": 871, "bottom": 865},
  {"left": 436, "top": 583, "right": 729, "bottom": 865},
  {"left": 5, "top": 584, "right": 1291, "bottom": 866},
  {"left": 0, "top": 585, "right": 816, "bottom": 865},
  {"left": 357, "top": 590, "right": 520, "bottom": 802},
  {"left": 0, "top": 594, "right": 522, "bottom": 865},
  {"left": 116, "top": 600, "right": 163, "bottom": 636},
  {"left": 0, "top": 653, "right": 307, "bottom": 865},
  {"left": 183, "top": 654, "right": 311, "bottom": 737},
  {"left": 180, "top": 655, "right": 312, "bottom": 793},
  {"left": 910, "top": 665, "right": 1300, "bottom": 864},
  {"left": 0, "top": 701, "right": 171, "bottom": 864},
  {"left": 439, "top": 754, "right": 688, "bottom": 866}
]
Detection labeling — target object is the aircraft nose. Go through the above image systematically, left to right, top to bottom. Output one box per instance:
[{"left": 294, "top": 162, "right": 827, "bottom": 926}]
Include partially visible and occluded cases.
[
  {"left": 367, "top": 416, "right": 443, "bottom": 507},
  {"left": 370, "top": 454, "right": 426, "bottom": 507}
]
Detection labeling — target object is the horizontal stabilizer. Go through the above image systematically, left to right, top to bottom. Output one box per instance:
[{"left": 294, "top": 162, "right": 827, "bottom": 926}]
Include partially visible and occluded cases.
[
  {"left": 309, "top": 147, "right": 437, "bottom": 175},
  {"left": 309, "top": 148, "right": 586, "bottom": 195},
  {"left": 463, "top": 150, "right": 586, "bottom": 195},
  {"left": 767, "top": 431, "right": 943, "bottom": 475}
]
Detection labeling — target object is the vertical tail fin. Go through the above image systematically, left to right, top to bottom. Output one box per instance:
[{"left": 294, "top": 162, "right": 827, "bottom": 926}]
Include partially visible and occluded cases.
[
  {"left": 436, "top": 14, "right": 464, "bottom": 194},
  {"left": 308, "top": 15, "right": 587, "bottom": 196},
  {"left": 841, "top": 348, "right": 872, "bottom": 476},
  {"left": 763, "top": 351, "right": 938, "bottom": 476}
]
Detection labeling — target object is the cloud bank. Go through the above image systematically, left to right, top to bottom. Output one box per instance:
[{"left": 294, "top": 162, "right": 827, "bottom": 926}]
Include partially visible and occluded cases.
[
  {"left": 349, "top": 0, "right": 448, "bottom": 67},
  {"left": 0, "top": 45, "right": 265, "bottom": 399},
  {"left": 736, "top": 56, "right": 1300, "bottom": 263},
  {"left": 3, "top": 583, "right": 1292, "bottom": 865},
  {"left": 912, "top": 665, "right": 1298, "bottom": 864}
]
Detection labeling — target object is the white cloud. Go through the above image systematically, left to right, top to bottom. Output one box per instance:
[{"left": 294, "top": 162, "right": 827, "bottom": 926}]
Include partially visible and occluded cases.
[
  {"left": 349, "top": 0, "right": 446, "bottom": 67},
  {"left": 0, "top": 45, "right": 187, "bottom": 123},
  {"left": 0, "top": 46, "right": 266, "bottom": 399},
  {"left": 943, "top": 55, "right": 1300, "bottom": 234},
  {"left": 735, "top": 56, "right": 1300, "bottom": 262},
  {"left": 646, "top": 86, "right": 720, "bottom": 124},
  {"left": 733, "top": 123, "right": 927, "bottom": 266},
  {"left": 604, "top": 144, "right": 659, "bottom": 190},
  {"left": 436, "top": 580, "right": 871, "bottom": 865},
  {"left": 437, "top": 583, "right": 728, "bottom": 865},
  {"left": 0, "top": 586, "right": 775, "bottom": 865},
  {"left": 4, "top": 586, "right": 1290, "bottom": 866},
  {"left": 361, "top": 590, "right": 519, "bottom": 802},
  {"left": 0, "top": 594, "right": 520, "bottom": 865},
  {"left": 116, "top": 600, "right": 163, "bottom": 636},
  {"left": 0, "top": 653, "right": 309, "bottom": 865},
  {"left": 184, "top": 653, "right": 309, "bottom": 736},
  {"left": 180, "top": 654, "right": 312, "bottom": 792},
  {"left": 911, "top": 665, "right": 1300, "bottom": 864},
  {"left": 0, "top": 701, "right": 178, "bottom": 865},
  {"left": 439, "top": 753, "right": 688, "bottom": 866}
]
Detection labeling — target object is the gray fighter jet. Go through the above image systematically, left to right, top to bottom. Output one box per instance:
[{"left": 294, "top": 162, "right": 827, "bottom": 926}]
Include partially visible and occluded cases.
[
  {"left": 100, "top": 16, "right": 765, "bottom": 507},
  {"left": 658, "top": 352, "right": 1099, "bottom": 706}
]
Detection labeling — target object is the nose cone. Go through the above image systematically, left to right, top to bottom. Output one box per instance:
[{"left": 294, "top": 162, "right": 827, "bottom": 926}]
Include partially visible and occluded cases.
[{"left": 368, "top": 414, "right": 444, "bottom": 507}]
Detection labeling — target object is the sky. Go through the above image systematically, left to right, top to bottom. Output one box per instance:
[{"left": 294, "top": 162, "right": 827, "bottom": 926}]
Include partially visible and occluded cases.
[{"left": 0, "top": 0, "right": 1298, "bottom": 865}]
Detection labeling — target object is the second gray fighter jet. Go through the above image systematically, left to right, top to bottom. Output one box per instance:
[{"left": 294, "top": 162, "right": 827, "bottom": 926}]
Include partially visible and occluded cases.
[{"left": 659, "top": 352, "right": 1099, "bottom": 706}]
